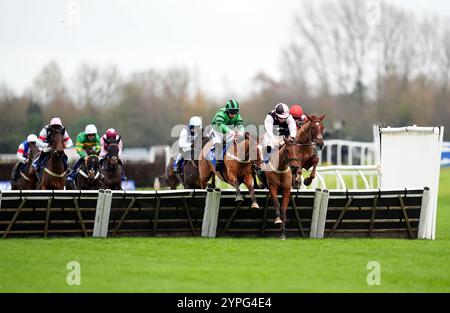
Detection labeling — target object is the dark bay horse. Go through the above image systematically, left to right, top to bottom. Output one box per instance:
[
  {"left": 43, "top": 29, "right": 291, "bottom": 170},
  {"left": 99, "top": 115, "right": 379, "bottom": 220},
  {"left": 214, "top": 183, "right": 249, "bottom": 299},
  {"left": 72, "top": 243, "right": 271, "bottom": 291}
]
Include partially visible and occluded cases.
[
  {"left": 294, "top": 114, "right": 325, "bottom": 188},
  {"left": 29, "top": 131, "right": 67, "bottom": 190},
  {"left": 199, "top": 133, "right": 260, "bottom": 208},
  {"left": 163, "top": 136, "right": 208, "bottom": 189},
  {"left": 259, "top": 138, "right": 302, "bottom": 240},
  {"left": 101, "top": 143, "right": 123, "bottom": 190},
  {"left": 10, "top": 144, "right": 40, "bottom": 190},
  {"left": 66, "top": 154, "right": 102, "bottom": 190},
  {"left": 162, "top": 158, "right": 181, "bottom": 190}
]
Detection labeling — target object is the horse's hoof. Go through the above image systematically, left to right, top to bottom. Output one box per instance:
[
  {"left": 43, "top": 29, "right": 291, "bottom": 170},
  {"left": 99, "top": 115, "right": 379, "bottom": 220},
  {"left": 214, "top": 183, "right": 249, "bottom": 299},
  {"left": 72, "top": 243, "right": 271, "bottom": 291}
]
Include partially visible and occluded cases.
[
  {"left": 304, "top": 177, "right": 313, "bottom": 186},
  {"left": 235, "top": 195, "right": 244, "bottom": 202},
  {"left": 251, "top": 202, "right": 259, "bottom": 209},
  {"left": 274, "top": 217, "right": 283, "bottom": 224},
  {"left": 280, "top": 234, "right": 287, "bottom": 240}
]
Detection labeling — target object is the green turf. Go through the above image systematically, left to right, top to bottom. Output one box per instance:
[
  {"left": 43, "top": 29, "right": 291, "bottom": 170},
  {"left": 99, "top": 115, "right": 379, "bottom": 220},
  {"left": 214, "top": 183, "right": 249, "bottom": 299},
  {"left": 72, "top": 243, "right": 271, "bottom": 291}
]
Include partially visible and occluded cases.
[{"left": 1, "top": 169, "right": 450, "bottom": 292}]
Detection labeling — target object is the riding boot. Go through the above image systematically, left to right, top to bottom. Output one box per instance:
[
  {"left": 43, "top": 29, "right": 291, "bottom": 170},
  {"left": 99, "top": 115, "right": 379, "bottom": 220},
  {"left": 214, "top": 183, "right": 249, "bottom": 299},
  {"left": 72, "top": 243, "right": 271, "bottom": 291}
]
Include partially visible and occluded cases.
[
  {"left": 214, "top": 143, "right": 224, "bottom": 171},
  {"left": 264, "top": 146, "right": 272, "bottom": 164},
  {"left": 173, "top": 155, "right": 183, "bottom": 174},
  {"left": 67, "top": 158, "right": 83, "bottom": 183},
  {"left": 12, "top": 162, "right": 23, "bottom": 181}
]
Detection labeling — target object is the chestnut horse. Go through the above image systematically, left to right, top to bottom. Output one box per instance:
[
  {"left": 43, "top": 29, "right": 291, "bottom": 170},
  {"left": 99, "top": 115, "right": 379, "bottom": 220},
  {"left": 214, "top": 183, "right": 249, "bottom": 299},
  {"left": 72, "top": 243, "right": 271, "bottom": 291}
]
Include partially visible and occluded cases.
[
  {"left": 294, "top": 114, "right": 325, "bottom": 188},
  {"left": 29, "top": 131, "right": 67, "bottom": 190},
  {"left": 199, "top": 133, "right": 260, "bottom": 208},
  {"left": 259, "top": 137, "right": 302, "bottom": 240},
  {"left": 10, "top": 144, "right": 40, "bottom": 190}
]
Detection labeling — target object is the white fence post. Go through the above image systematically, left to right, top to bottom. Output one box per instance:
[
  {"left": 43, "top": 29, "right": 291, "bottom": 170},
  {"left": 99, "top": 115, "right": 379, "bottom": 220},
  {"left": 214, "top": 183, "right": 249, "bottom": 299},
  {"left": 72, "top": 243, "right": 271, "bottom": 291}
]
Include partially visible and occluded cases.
[
  {"left": 202, "top": 188, "right": 221, "bottom": 238},
  {"left": 93, "top": 189, "right": 112, "bottom": 238},
  {"left": 310, "top": 189, "right": 323, "bottom": 238},
  {"left": 316, "top": 190, "right": 329, "bottom": 238}
]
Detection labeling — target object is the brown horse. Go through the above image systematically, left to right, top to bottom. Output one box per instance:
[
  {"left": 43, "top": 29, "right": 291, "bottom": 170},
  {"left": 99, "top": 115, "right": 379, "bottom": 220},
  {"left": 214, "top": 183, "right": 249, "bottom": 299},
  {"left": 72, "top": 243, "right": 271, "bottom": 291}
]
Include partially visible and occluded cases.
[
  {"left": 294, "top": 114, "right": 325, "bottom": 188},
  {"left": 29, "top": 131, "right": 67, "bottom": 190},
  {"left": 199, "top": 133, "right": 260, "bottom": 208},
  {"left": 163, "top": 136, "right": 208, "bottom": 189},
  {"left": 260, "top": 138, "right": 302, "bottom": 240},
  {"left": 101, "top": 143, "right": 123, "bottom": 190},
  {"left": 10, "top": 144, "right": 40, "bottom": 190},
  {"left": 161, "top": 157, "right": 202, "bottom": 190},
  {"left": 162, "top": 157, "right": 181, "bottom": 190}
]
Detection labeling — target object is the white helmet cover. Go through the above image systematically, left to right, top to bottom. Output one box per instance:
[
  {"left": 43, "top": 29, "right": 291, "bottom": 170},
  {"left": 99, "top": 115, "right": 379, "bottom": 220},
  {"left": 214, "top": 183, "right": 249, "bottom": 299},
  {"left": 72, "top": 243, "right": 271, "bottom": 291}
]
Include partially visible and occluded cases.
[
  {"left": 189, "top": 116, "right": 202, "bottom": 127},
  {"left": 50, "top": 117, "right": 63, "bottom": 126},
  {"left": 85, "top": 124, "right": 97, "bottom": 135},
  {"left": 27, "top": 134, "right": 38, "bottom": 142}
]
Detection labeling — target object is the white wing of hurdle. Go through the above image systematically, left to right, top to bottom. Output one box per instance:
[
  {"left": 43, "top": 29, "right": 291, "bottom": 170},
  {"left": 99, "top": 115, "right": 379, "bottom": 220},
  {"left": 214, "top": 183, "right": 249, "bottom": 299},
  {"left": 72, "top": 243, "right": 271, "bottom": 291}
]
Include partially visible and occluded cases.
[{"left": 379, "top": 126, "right": 444, "bottom": 240}]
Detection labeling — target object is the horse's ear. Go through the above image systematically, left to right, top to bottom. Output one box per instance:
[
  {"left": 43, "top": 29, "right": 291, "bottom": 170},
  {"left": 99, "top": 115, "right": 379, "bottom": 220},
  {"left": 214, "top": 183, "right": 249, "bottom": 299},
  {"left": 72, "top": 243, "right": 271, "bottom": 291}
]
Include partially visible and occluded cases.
[
  {"left": 305, "top": 114, "right": 313, "bottom": 122},
  {"left": 319, "top": 114, "right": 325, "bottom": 121}
]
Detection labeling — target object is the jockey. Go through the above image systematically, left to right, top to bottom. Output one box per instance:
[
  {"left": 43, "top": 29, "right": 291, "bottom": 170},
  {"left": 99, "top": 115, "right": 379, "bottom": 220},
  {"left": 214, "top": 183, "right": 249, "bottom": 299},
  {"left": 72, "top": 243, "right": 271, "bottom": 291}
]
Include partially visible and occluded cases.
[
  {"left": 210, "top": 99, "right": 245, "bottom": 171},
  {"left": 261, "top": 103, "right": 297, "bottom": 164},
  {"left": 290, "top": 104, "right": 307, "bottom": 128},
  {"left": 173, "top": 116, "right": 202, "bottom": 174},
  {"left": 32, "top": 117, "right": 73, "bottom": 174},
  {"left": 66, "top": 124, "right": 101, "bottom": 186},
  {"left": 99, "top": 128, "right": 126, "bottom": 180},
  {"left": 99, "top": 128, "right": 123, "bottom": 161},
  {"left": 11, "top": 134, "right": 39, "bottom": 181}
]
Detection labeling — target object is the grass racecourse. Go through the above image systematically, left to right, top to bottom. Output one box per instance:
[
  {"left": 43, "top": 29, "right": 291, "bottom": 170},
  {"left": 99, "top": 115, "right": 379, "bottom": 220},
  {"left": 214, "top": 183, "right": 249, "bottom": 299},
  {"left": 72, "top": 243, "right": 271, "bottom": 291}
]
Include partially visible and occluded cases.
[{"left": 1, "top": 169, "right": 450, "bottom": 292}]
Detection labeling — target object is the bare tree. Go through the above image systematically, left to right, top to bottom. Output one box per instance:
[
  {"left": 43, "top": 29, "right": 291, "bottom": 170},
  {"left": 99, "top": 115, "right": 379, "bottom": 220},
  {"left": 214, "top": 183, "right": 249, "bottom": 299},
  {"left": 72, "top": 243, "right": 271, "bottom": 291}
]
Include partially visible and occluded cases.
[
  {"left": 288, "top": 0, "right": 376, "bottom": 96},
  {"left": 32, "top": 61, "right": 67, "bottom": 105},
  {"left": 75, "top": 63, "right": 121, "bottom": 108}
]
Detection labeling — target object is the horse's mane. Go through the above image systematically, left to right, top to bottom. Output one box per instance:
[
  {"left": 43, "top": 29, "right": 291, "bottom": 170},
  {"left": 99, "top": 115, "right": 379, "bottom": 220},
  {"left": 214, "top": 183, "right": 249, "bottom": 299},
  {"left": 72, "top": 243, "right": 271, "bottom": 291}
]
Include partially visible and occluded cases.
[{"left": 296, "top": 120, "right": 311, "bottom": 142}]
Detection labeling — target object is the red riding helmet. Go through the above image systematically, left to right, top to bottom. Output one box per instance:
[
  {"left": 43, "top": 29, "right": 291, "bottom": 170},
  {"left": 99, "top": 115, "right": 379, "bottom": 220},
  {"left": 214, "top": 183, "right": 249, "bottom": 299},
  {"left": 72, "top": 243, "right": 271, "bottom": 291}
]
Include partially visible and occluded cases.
[
  {"left": 290, "top": 104, "right": 304, "bottom": 118},
  {"left": 105, "top": 128, "right": 118, "bottom": 138}
]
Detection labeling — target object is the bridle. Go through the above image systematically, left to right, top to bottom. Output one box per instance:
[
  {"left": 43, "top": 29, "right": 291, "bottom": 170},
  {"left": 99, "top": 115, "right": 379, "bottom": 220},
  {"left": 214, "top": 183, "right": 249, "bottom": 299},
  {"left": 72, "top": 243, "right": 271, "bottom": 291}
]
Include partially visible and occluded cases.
[
  {"left": 297, "top": 120, "right": 324, "bottom": 149},
  {"left": 283, "top": 141, "right": 303, "bottom": 167},
  {"left": 105, "top": 143, "right": 120, "bottom": 170},
  {"left": 79, "top": 155, "right": 101, "bottom": 181}
]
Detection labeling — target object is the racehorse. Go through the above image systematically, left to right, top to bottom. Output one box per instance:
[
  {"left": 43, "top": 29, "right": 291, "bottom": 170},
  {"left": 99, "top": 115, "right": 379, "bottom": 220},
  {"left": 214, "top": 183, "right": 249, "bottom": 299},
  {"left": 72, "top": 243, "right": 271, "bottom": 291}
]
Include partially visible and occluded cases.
[
  {"left": 294, "top": 114, "right": 325, "bottom": 188},
  {"left": 29, "top": 130, "right": 67, "bottom": 190},
  {"left": 199, "top": 133, "right": 260, "bottom": 208},
  {"left": 163, "top": 136, "right": 208, "bottom": 189},
  {"left": 258, "top": 137, "right": 302, "bottom": 240},
  {"left": 101, "top": 143, "right": 123, "bottom": 190},
  {"left": 10, "top": 144, "right": 40, "bottom": 190},
  {"left": 66, "top": 154, "right": 102, "bottom": 190},
  {"left": 162, "top": 158, "right": 181, "bottom": 190}
]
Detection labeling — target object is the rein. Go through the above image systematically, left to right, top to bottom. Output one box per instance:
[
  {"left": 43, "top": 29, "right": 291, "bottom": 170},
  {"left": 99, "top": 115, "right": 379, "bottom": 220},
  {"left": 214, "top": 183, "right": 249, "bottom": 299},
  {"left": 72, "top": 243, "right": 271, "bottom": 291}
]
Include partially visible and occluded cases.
[
  {"left": 225, "top": 135, "right": 254, "bottom": 164},
  {"left": 265, "top": 142, "right": 302, "bottom": 174}
]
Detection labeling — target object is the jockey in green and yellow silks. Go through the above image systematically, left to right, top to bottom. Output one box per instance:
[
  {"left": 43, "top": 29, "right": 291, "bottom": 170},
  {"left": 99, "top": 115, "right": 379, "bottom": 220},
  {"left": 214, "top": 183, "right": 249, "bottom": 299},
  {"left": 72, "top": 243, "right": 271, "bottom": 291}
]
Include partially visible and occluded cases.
[{"left": 66, "top": 124, "right": 101, "bottom": 188}]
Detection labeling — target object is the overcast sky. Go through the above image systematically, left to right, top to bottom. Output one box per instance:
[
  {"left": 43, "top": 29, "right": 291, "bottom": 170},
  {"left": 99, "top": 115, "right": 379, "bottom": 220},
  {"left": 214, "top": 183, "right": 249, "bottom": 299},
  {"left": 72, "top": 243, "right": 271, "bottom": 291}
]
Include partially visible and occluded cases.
[{"left": 1, "top": 0, "right": 450, "bottom": 99}]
